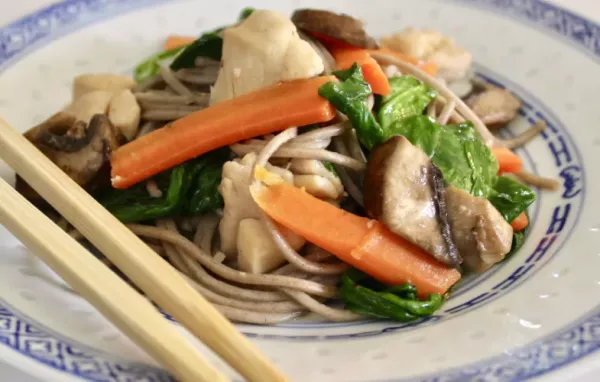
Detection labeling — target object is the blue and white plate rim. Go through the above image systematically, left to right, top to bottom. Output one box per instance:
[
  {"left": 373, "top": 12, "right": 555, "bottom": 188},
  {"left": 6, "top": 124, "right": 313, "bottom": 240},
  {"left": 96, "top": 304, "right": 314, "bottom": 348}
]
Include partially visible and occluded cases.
[{"left": 0, "top": 0, "right": 597, "bottom": 381}]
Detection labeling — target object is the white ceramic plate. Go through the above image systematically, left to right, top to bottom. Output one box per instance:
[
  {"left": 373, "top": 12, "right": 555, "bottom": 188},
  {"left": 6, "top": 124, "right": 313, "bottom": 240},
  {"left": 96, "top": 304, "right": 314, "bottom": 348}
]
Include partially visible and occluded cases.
[{"left": 0, "top": 0, "right": 599, "bottom": 381}]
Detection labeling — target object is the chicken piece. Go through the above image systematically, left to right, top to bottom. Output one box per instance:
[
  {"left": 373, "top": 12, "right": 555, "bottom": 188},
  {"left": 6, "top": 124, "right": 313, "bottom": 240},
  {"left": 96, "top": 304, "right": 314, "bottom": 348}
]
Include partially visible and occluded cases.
[
  {"left": 291, "top": 9, "right": 378, "bottom": 49},
  {"left": 210, "top": 10, "right": 324, "bottom": 104},
  {"left": 381, "top": 28, "right": 472, "bottom": 82},
  {"left": 73, "top": 73, "right": 136, "bottom": 100},
  {"left": 466, "top": 87, "right": 522, "bottom": 126},
  {"left": 108, "top": 89, "right": 141, "bottom": 140},
  {"left": 64, "top": 91, "right": 113, "bottom": 124},
  {"left": 363, "top": 136, "right": 460, "bottom": 267},
  {"left": 218, "top": 152, "right": 294, "bottom": 256},
  {"left": 289, "top": 159, "right": 343, "bottom": 198},
  {"left": 294, "top": 175, "right": 341, "bottom": 200},
  {"left": 445, "top": 186, "right": 513, "bottom": 272},
  {"left": 237, "top": 218, "right": 305, "bottom": 274}
]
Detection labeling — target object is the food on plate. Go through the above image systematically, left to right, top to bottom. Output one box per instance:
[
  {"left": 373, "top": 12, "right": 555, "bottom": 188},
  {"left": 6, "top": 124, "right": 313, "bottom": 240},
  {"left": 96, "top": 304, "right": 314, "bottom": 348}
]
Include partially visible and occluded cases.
[{"left": 17, "top": 7, "right": 558, "bottom": 325}]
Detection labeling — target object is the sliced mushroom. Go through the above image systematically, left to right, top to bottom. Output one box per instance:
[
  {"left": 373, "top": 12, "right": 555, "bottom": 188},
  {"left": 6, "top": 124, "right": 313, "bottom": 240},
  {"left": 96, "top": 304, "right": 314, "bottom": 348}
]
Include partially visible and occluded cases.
[
  {"left": 292, "top": 9, "right": 378, "bottom": 49},
  {"left": 210, "top": 10, "right": 324, "bottom": 104},
  {"left": 73, "top": 73, "right": 136, "bottom": 100},
  {"left": 466, "top": 85, "right": 522, "bottom": 126},
  {"left": 108, "top": 89, "right": 141, "bottom": 140},
  {"left": 64, "top": 90, "right": 113, "bottom": 124},
  {"left": 17, "top": 113, "right": 120, "bottom": 204},
  {"left": 364, "top": 136, "right": 460, "bottom": 267},
  {"left": 445, "top": 186, "right": 513, "bottom": 272},
  {"left": 237, "top": 218, "right": 305, "bottom": 274}
]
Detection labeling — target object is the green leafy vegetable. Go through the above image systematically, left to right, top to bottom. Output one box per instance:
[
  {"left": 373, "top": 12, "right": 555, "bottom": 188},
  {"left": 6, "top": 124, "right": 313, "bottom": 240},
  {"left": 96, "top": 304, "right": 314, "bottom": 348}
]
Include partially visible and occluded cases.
[
  {"left": 239, "top": 7, "right": 255, "bottom": 21},
  {"left": 170, "top": 32, "right": 223, "bottom": 71},
  {"left": 134, "top": 46, "right": 187, "bottom": 83},
  {"left": 318, "top": 64, "right": 384, "bottom": 149},
  {"left": 378, "top": 76, "right": 436, "bottom": 130},
  {"left": 390, "top": 116, "right": 498, "bottom": 198},
  {"left": 100, "top": 150, "right": 228, "bottom": 223},
  {"left": 186, "top": 161, "right": 225, "bottom": 215},
  {"left": 322, "top": 161, "right": 338, "bottom": 175},
  {"left": 488, "top": 176, "right": 536, "bottom": 223},
  {"left": 340, "top": 269, "right": 443, "bottom": 322}
]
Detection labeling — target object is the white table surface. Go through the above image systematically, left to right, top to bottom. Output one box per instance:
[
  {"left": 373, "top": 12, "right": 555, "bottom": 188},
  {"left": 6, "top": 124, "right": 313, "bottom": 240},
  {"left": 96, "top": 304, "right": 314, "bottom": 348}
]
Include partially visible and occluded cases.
[{"left": 0, "top": 0, "right": 599, "bottom": 381}]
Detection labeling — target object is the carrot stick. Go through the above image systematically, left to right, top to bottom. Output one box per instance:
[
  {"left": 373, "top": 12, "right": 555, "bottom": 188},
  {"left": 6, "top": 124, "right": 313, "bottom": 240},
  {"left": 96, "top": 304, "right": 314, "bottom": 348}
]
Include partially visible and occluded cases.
[
  {"left": 164, "top": 35, "right": 196, "bottom": 50},
  {"left": 329, "top": 47, "right": 392, "bottom": 96},
  {"left": 367, "top": 48, "right": 438, "bottom": 77},
  {"left": 110, "top": 76, "right": 337, "bottom": 189},
  {"left": 492, "top": 147, "right": 523, "bottom": 174},
  {"left": 251, "top": 182, "right": 461, "bottom": 296},
  {"left": 510, "top": 211, "right": 528, "bottom": 232}
]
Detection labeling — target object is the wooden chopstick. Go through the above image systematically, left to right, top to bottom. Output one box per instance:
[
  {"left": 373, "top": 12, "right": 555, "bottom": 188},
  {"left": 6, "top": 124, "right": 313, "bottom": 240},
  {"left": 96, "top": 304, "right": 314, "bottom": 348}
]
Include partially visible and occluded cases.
[
  {"left": 0, "top": 118, "right": 287, "bottom": 382},
  {"left": 0, "top": 178, "right": 227, "bottom": 382}
]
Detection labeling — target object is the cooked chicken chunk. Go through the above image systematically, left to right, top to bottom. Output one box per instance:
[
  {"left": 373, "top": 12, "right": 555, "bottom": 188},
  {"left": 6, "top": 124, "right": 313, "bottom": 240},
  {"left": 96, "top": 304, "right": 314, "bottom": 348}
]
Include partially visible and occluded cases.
[
  {"left": 210, "top": 10, "right": 324, "bottom": 104},
  {"left": 381, "top": 28, "right": 472, "bottom": 81},
  {"left": 73, "top": 73, "right": 136, "bottom": 100},
  {"left": 108, "top": 89, "right": 141, "bottom": 140},
  {"left": 64, "top": 91, "right": 113, "bottom": 123},
  {"left": 364, "top": 136, "right": 460, "bottom": 267},
  {"left": 218, "top": 153, "right": 296, "bottom": 256},
  {"left": 289, "top": 159, "right": 343, "bottom": 199},
  {"left": 446, "top": 186, "right": 513, "bottom": 272},
  {"left": 238, "top": 218, "right": 305, "bottom": 274}
]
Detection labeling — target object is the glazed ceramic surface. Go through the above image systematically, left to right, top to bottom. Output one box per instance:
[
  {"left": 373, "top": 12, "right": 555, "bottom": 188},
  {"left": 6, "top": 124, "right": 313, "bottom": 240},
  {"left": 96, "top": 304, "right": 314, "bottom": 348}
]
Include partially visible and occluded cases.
[{"left": 0, "top": 0, "right": 599, "bottom": 381}]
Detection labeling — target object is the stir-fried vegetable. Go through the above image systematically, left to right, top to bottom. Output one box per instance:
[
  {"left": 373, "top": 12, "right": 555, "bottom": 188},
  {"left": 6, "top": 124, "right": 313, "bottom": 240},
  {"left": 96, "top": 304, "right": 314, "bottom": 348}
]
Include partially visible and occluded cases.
[
  {"left": 170, "top": 32, "right": 223, "bottom": 71},
  {"left": 164, "top": 35, "right": 197, "bottom": 50},
  {"left": 134, "top": 46, "right": 187, "bottom": 83},
  {"left": 329, "top": 47, "right": 391, "bottom": 95},
  {"left": 367, "top": 47, "right": 438, "bottom": 76},
  {"left": 318, "top": 64, "right": 384, "bottom": 149},
  {"left": 111, "top": 76, "right": 337, "bottom": 188},
  {"left": 378, "top": 76, "right": 436, "bottom": 130},
  {"left": 492, "top": 147, "right": 524, "bottom": 174},
  {"left": 100, "top": 150, "right": 228, "bottom": 223},
  {"left": 488, "top": 176, "right": 536, "bottom": 223},
  {"left": 251, "top": 181, "right": 461, "bottom": 296},
  {"left": 340, "top": 269, "right": 443, "bottom": 322}
]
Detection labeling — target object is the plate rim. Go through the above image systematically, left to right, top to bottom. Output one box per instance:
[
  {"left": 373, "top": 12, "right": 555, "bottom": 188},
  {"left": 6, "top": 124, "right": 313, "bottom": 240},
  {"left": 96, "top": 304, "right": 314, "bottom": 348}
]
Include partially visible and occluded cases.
[{"left": 0, "top": 0, "right": 597, "bottom": 381}]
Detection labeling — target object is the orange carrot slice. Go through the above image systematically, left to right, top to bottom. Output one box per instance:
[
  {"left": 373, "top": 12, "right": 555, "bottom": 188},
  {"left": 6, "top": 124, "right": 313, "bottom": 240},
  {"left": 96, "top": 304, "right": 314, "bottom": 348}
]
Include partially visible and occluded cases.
[
  {"left": 164, "top": 35, "right": 196, "bottom": 50},
  {"left": 329, "top": 47, "right": 392, "bottom": 96},
  {"left": 367, "top": 47, "right": 438, "bottom": 77},
  {"left": 111, "top": 76, "right": 337, "bottom": 189},
  {"left": 492, "top": 147, "right": 523, "bottom": 174},
  {"left": 252, "top": 182, "right": 461, "bottom": 296},
  {"left": 510, "top": 211, "right": 529, "bottom": 232}
]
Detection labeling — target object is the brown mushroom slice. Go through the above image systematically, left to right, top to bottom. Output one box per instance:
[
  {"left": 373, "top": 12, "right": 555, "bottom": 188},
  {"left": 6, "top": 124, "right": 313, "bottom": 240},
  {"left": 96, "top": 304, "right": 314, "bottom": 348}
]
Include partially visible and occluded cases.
[
  {"left": 291, "top": 9, "right": 378, "bottom": 49},
  {"left": 466, "top": 87, "right": 522, "bottom": 126},
  {"left": 16, "top": 113, "right": 120, "bottom": 204},
  {"left": 364, "top": 136, "right": 461, "bottom": 267},
  {"left": 445, "top": 186, "right": 513, "bottom": 272}
]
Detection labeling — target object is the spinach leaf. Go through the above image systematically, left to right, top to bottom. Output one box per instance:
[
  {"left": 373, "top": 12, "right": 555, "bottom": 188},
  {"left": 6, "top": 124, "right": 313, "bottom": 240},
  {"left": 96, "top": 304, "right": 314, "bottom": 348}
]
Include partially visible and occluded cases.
[
  {"left": 239, "top": 7, "right": 255, "bottom": 21},
  {"left": 170, "top": 32, "right": 223, "bottom": 71},
  {"left": 134, "top": 46, "right": 187, "bottom": 83},
  {"left": 318, "top": 64, "right": 384, "bottom": 149},
  {"left": 378, "top": 76, "right": 436, "bottom": 130},
  {"left": 385, "top": 115, "right": 441, "bottom": 156},
  {"left": 389, "top": 116, "right": 498, "bottom": 198},
  {"left": 436, "top": 122, "right": 498, "bottom": 198},
  {"left": 100, "top": 150, "right": 228, "bottom": 223},
  {"left": 186, "top": 161, "right": 225, "bottom": 215},
  {"left": 488, "top": 176, "right": 536, "bottom": 222},
  {"left": 340, "top": 269, "right": 444, "bottom": 322}
]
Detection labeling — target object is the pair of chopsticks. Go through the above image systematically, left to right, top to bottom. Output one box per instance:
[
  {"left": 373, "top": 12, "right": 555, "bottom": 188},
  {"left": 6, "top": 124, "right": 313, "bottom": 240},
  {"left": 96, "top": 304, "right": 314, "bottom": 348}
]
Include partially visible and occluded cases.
[{"left": 0, "top": 118, "right": 287, "bottom": 382}]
